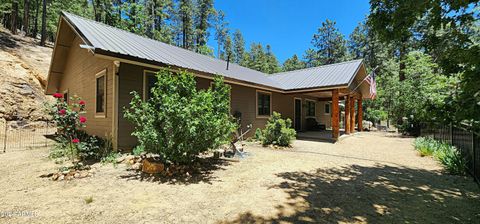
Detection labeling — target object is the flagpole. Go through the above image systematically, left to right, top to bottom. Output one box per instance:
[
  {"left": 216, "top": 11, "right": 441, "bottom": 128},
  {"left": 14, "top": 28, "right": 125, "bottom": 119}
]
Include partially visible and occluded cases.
[{"left": 350, "top": 66, "right": 379, "bottom": 93}]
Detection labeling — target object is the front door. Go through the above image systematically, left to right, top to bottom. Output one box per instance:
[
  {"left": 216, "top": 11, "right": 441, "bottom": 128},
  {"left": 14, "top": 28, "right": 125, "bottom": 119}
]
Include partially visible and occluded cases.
[{"left": 294, "top": 98, "right": 302, "bottom": 131}]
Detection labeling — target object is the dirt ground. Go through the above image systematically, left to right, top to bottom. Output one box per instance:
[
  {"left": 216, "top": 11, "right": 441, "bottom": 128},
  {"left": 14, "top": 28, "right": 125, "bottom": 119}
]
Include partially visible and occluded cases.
[{"left": 0, "top": 132, "right": 479, "bottom": 223}]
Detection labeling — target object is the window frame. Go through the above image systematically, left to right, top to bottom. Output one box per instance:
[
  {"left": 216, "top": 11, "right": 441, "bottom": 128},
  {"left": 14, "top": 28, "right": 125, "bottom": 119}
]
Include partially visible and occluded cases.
[
  {"left": 95, "top": 69, "right": 107, "bottom": 118},
  {"left": 143, "top": 70, "right": 158, "bottom": 101},
  {"left": 63, "top": 89, "right": 69, "bottom": 105},
  {"left": 256, "top": 90, "right": 272, "bottom": 118},
  {"left": 305, "top": 99, "right": 316, "bottom": 118},
  {"left": 324, "top": 102, "right": 331, "bottom": 115}
]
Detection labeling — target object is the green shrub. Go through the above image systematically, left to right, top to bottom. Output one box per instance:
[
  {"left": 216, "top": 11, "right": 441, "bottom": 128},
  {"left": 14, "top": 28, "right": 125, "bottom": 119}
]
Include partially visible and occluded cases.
[
  {"left": 124, "top": 68, "right": 237, "bottom": 164},
  {"left": 261, "top": 112, "right": 296, "bottom": 147},
  {"left": 254, "top": 128, "right": 263, "bottom": 140},
  {"left": 413, "top": 137, "right": 435, "bottom": 156},
  {"left": 414, "top": 137, "right": 467, "bottom": 175},
  {"left": 433, "top": 144, "right": 467, "bottom": 175}
]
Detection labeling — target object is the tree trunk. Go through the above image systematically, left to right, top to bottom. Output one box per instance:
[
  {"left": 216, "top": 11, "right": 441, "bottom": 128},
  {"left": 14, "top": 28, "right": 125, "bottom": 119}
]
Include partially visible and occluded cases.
[
  {"left": 23, "top": 0, "right": 30, "bottom": 35},
  {"left": 32, "top": 0, "right": 39, "bottom": 38},
  {"left": 40, "top": 0, "right": 47, "bottom": 46},
  {"left": 11, "top": 1, "right": 18, "bottom": 35},
  {"left": 399, "top": 42, "right": 407, "bottom": 81}
]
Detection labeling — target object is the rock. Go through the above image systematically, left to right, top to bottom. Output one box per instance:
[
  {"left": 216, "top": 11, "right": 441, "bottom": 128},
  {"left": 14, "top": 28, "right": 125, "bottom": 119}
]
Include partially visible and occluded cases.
[
  {"left": 116, "top": 156, "right": 125, "bottom": 164},
  {"left": 142, "top": 159, "right": 164, "bottom": 174},
  {"left": 131, "top": 162, "right": 142, "bottom": 170},
  {"left": 79, "top": 171, "right": 89, "bottom": 178},
  {"left": 52, "top": 173, "right": 59, "bottom": 181},
  {"left": 74, "top": 173, "right": 80, "bottom": 178},
  {"left": 58, "top": 175, "right": 65, "bottom": 181}
]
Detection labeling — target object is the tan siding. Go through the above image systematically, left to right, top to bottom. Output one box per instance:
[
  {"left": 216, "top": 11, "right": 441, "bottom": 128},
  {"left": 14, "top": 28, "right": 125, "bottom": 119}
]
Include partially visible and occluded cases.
[{"left": 58, "top": 37, "right": 114, "bottom": 139}]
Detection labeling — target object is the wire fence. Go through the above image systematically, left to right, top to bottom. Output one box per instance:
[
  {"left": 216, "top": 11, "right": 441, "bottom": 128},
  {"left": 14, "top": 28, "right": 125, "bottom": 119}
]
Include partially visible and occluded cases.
[
  {"left": 0, "top": 119, "right": 56, "bottom": 153},
  {"left": 420, "top": 123, "right": 479, "bottom": 184}
]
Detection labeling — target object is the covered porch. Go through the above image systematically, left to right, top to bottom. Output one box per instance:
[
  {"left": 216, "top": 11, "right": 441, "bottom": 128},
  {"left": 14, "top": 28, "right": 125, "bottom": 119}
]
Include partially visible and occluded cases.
[{"left": 290, "top": 70, "right": 371, "bottom": 142}]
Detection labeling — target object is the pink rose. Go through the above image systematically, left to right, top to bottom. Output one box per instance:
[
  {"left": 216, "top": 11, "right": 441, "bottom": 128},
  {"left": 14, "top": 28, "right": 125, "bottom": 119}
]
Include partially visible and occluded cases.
[
  {"left": 53, "top": 93, "right": 63, "bottom": 99},
  {"left": 79, "top": 100, "right": 86, "bottom": 106},
  {"left": 59, "top": 109, "right": 66, "bottom": 115},
  {"left": 79, "top": 116, "right": 87, "bottom": 123},
  {"left": 72, "top": 138, "right": 80, "bottom": 143}
]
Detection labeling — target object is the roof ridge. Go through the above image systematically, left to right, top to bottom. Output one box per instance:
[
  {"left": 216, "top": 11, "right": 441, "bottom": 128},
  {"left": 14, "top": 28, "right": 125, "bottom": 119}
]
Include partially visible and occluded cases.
[
  {"left": 62, "top": 11, "right": 273, "bottom": 78},
  {"left": 271, "top": 59, "right": 363, "bottom": 76}
]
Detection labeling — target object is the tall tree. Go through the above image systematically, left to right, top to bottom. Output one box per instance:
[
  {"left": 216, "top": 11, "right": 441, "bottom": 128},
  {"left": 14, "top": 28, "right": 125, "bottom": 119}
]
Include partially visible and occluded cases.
[
  {"left": 10, "top": 0, "right": 18, "bottom": 34},
  {"left": 23, "top": 0, "right": 30, "bottom": 35},
  {"left": 32, "top": 0, "right": 40, "bottom": 38},
  {"left": 39, "top": 0, "right": 46, "bottom": 46},
  {"left": 176, "top": 0, "right": 194, "bottom": 49},
  {"left": 194, "top": 0, "right": 213, "bottom": 49},
  {"left": 214, "top": 10, "right": 228, "bottom": 58},
  {"left": 310, "top": 19, "right": 347, "bottom": 65},
  {"left": 348, "top": 22, "right": 368, "bottom": 60},
  {"left": 232, "top": 29, "right": 245, "bottom": 64},
  {"left": 220, "top": 33, "right": 232, "bottom": 60},
  {"left": 265, "top": 44, "right": 281, "bottom": 74},
  {"left": 303, "top": 48, "right": 318, "bottom": 68},
  {"left": 282, "top": 54, "right": 306, "bottom": 72}
]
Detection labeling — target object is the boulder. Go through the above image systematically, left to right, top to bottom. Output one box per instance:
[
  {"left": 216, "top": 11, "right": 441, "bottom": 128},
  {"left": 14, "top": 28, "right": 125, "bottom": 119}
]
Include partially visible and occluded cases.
[{"left": 142, "top": 159, "right": 164, "bottom": 174}]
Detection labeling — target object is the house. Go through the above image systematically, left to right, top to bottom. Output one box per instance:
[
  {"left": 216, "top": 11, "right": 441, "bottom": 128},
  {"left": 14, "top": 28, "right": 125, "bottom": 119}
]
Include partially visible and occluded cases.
[{"left": 46, "top": 12, "right": 372, "bottom": 150}]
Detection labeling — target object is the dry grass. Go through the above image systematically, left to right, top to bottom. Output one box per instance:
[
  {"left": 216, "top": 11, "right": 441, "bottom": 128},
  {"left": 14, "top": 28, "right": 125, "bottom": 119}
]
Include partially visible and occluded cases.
[{"left": 0, "top": 132, "right": 478, "bottom": 223}]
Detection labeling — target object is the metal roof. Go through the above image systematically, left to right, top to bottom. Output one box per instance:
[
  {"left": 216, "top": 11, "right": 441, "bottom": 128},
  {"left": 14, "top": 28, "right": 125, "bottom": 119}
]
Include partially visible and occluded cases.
[
  {"left": 62, "top": 12, "right": 364, "bottom": 91},
  {"left": 269, "top": 59, "right": 364, "bottom": 90}
]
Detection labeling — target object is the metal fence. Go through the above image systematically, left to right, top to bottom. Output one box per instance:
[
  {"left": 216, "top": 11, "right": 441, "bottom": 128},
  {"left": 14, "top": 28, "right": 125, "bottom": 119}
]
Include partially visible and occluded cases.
[
  {"left": 0, "top": 119, "right": 56, "bottom": 153},
  {"left": 420, "top": 123, "right": 479, "bottom": 184}
]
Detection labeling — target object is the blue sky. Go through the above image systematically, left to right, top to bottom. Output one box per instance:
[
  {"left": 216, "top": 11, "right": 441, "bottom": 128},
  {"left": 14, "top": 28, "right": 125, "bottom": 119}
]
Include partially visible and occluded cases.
[{"left": 207, "top": 0, "right": 370, "bottom": 63}]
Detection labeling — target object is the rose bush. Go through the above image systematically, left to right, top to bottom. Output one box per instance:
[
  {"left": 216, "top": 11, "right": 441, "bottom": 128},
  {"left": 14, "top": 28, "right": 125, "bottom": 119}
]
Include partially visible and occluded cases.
[{"left": 48, "top": 94, "right": 109, "bottom": 164}]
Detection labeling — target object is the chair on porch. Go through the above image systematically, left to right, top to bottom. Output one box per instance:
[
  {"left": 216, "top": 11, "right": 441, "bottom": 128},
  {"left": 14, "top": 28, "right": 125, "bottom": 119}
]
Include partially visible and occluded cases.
[{"left": 306, "top": 118, "right": 326, "bottom": 131}]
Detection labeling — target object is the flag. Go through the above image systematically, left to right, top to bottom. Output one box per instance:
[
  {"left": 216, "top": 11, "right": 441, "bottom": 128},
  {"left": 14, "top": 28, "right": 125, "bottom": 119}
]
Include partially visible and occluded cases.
[{"left": 365, "top": 71, "right": 377, "bottom": 99}]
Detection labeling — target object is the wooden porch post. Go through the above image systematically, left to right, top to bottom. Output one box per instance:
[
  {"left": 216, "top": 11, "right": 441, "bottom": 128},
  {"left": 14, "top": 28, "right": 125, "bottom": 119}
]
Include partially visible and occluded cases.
[
  {"left": 332, "top": 89, "right": 339, "bottom": 139},
  {"left": 345, "top": 96, "right": 350, "bottom": 134},
  {"left": 350, "top": 96, "right": 355, "bottom": 133},
  {"left": 358, "top": 96, "right": 363, "bottom": 132}
]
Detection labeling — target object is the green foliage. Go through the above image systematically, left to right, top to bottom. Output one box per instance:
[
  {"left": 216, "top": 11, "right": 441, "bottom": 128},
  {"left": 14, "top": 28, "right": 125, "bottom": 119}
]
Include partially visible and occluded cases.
[
  {"left": 309, "top": 19, "right": 348, "bottom": 65},
  {"left": 282, "top": 54, "right": 306, "bottom": 72},
  {"left": 124, "top": 68, "right": 237, "bottom": 164},
  {"left": 261, "top": 112, "right": 296, "bottom": 147},
  {"left": 254, "top": 128, "right": 263, "bottom": 140},
  {"left": 413, "top": 137, "right": 467, "bottom": 175},
  {"left": 101, "top": 152, "right": 121, "bottom": 165},
  {"left": 84, "top": 196, "right": 94, "bottom": 204}
]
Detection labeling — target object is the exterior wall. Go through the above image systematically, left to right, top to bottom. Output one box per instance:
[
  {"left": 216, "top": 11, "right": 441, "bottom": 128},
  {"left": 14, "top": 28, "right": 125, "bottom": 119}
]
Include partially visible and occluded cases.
[
  {"left": 57, "top": 36, "right": 114, "bottom": 139},
  {"left": 115, "top": 63, "right": 335, "bottom": 150},
  {"left": 317, "top": 101, "right": 332, "bottom": 129}
]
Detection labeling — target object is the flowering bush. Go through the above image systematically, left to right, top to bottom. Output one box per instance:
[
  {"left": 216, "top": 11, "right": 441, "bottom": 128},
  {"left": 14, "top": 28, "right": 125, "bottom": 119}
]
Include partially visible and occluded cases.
[{"left": 48, "top": 94, "right": 106, "bottom": 163}]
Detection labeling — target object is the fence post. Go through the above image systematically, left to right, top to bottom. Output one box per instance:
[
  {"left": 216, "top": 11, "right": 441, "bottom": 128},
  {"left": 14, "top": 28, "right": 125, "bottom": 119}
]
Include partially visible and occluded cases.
[
  {"left": 3, "top": 120, "right": 7, "bottom": 153},
  {"left": 450, "top": 122, "right": 453, "bottom": 145},
  {"left": 473, "top": 131, "right": 476, "bottom": 180}
]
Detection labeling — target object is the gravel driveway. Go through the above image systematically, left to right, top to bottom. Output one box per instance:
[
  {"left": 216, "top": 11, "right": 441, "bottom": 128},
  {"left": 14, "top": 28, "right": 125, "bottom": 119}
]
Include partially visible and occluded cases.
[{"left": 0, "top": 132, "right": 478, "bottom": 223}]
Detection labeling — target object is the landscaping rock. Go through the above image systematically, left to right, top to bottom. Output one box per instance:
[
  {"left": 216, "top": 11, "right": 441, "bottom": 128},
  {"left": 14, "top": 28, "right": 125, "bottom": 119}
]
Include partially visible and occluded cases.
[
  {"left": 142, "top": 159, "right": 164, "bottom": 174},
  {"left": 131, "top": 162, "right": 142, "bottom": 170}
]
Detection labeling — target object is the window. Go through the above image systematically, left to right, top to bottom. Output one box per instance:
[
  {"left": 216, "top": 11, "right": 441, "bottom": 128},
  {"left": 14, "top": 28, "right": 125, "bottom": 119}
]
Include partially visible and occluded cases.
[
  {"left": 95, "top": 70, "right": 106, "bottom": 116},
  {"left": 144, "top": 71, "right": 157, "bottom": 100},
  {"left": 63, "top": 90, "right": 69, "bottom": 104},
  {"left": 257, "top": 91, "right": 271, "bottom": 117},
  {"left": 306, "top": 100, "right": 316, "bottom": 117},
  {"left": 324, "top": 103, "right": 331, "bottom": 114}
]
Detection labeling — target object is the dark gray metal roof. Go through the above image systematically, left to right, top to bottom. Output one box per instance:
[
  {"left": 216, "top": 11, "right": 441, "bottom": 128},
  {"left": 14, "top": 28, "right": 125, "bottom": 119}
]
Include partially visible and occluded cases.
[{"left": 62, "top": 12, "right": 363, "bottom": 91}]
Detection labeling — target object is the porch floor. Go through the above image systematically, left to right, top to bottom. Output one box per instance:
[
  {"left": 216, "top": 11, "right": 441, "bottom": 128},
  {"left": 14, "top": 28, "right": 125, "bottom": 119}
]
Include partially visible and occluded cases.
[{"left": 296, "top": 130, "right": 347, "bottom": 142}]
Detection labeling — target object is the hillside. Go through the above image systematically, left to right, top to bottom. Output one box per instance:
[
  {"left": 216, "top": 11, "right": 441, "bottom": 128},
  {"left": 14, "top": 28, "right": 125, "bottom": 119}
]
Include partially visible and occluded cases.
[{"left": 0, "top": 27, "right": 53, "bottom": 122}]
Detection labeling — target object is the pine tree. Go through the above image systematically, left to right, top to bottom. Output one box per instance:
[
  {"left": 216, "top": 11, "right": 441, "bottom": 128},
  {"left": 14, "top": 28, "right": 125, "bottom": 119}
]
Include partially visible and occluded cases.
[
  {"left": 175, "top": 0, "right": 194, "bottom": 49},
  {"left": 194, "top": 0, "right": 213, "bottom": 49},
  {"left": 214, "top": 10, "right": 228, "bottom": 58},
  {"left": 311, "top": 19, "right": 347, "bottom": 65},
  {"left": 348, "top": 22, "right": 368, "bottom": 60},
  {"left": 232, "top": 29, "right": 245, "bottom": 64},
  {"left": 220, "top": 34, "right": 232, "bottom": 60},
  {"left": 265, "top": 44, "right": 281, "bottom": 74},
  {"left": 303, "top": 48, "right": 318, "bottom": 68},
  {"left": 282, "top": 54, "right": 306, "bottom": 72}
]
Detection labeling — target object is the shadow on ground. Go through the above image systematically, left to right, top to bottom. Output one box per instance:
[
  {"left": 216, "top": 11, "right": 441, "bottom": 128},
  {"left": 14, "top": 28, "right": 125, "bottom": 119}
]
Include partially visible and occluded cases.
[
  {"left": 118, "top": 158, "right": 230, "bottom": 185},
  {"left": 222, "top": 164, "right": 480, "bottom": 223}
]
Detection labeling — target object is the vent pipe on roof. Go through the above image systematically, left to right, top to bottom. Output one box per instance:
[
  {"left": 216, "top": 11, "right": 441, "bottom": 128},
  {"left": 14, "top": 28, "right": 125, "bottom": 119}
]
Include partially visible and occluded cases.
[{"left": 226, "top": 54, "right": 230, "bottom": 70}]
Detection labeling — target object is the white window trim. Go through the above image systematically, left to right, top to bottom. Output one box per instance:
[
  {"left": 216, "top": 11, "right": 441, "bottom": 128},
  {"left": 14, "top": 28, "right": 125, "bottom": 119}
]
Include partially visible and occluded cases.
[
  {"left": 95, "top": 69, "right": 107, "bottom": 118},
  {"left": 143, "top": 70, "right": 157, "bottom": 101},
  {"left": 256, "top": 90, "right": 272, "bottom": 118},
  {"left": 305, "top": 99, "right": 316, "bottom": 118},
  {"left": 324, "top": 102, "right": 331, "bottom": 115}
]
